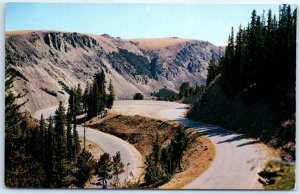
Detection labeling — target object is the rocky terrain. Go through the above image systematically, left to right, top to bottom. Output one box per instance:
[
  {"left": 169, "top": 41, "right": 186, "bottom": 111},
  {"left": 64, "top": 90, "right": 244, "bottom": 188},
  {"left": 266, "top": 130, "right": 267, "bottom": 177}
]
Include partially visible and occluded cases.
[{"left": 5, "top": 30, "right": 222, "bottom": 113}]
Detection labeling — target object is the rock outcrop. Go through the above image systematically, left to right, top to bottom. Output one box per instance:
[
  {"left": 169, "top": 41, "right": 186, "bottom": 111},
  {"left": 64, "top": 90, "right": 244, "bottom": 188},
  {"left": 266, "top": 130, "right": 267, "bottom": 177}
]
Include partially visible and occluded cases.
[{"left": 5, "top": 31, "right": 223, "bottom": 113}]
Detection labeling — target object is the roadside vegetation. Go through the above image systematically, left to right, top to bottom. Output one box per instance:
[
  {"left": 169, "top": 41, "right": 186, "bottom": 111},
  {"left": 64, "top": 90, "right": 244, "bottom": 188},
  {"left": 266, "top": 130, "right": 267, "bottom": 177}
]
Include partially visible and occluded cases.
[
  {"left": 188, "top": 4, "right": 296, "bottom": 188},
  {"left": 5, "top": 65, "right": 123, "bottom": 188},
  {"left": 82, "top": 72, "right": 115, "bottom": 118},
  {"left": 150, "top": 82, "right": 204, "bottom": 102},
  {"left": 133, "top": 93, "right": 144, "bottom": 100},
  {"left": 87, "top": 114, "right": 215, "bottom": 188},
  {"left": 143, "top": 126, "right": 189, "bottom": 187},
  {"left": 258, "top": 160, "right": 295, "bottom": 190}
]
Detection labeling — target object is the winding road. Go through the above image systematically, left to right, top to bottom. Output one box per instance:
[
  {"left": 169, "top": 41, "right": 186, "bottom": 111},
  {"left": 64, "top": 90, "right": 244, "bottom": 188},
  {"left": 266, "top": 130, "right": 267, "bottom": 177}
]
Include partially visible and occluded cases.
[
  {"left": 34, "top": 100, "right": 269, "bottom": 189},
  {"left": 112, "top": 100, "right": 269, "bottom": 189},
  {"left": 33, "top": 105, "right": 144, "bottom": 187}
]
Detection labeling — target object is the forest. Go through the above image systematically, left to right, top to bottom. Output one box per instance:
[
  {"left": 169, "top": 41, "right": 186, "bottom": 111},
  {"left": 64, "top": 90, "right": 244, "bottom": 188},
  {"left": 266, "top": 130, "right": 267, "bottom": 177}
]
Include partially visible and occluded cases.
[
  {"left": 194, "top": 5, "right": 296, "bottom": 188},
  {"left": 207, "top": 5, "right": 296, "bottom": 123},
  {"left": 5, "top": 66, "right": 119, "bottom": 188},
  {"left": 150, "top": 82, "right": 204, "bottom": 101}
]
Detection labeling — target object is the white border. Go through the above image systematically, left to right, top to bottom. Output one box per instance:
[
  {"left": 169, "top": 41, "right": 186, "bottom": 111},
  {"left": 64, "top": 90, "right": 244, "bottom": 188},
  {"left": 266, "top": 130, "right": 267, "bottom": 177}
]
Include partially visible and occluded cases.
[{"left": 0, "top": 0, "right": 299, "bottom": 194}]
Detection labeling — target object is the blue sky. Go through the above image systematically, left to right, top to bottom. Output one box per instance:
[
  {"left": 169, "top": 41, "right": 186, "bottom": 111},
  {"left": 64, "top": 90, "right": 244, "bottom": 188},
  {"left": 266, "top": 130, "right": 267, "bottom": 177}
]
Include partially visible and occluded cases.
[{"left": 6, "top": 3, "right": 285, "bottom": 45}]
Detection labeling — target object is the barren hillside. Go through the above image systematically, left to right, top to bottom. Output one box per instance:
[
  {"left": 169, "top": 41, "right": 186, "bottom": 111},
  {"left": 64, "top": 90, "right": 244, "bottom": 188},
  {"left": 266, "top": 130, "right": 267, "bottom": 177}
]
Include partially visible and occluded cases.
[{"left": 6, "top": 31, "right": 222, "bottom": 113}]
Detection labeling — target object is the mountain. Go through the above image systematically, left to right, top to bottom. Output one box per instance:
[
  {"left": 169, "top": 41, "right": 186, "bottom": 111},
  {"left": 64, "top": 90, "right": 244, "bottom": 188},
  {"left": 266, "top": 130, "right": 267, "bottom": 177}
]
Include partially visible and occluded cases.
[{"left": 5, "top": 30, "right": 222, "bottom": 113}]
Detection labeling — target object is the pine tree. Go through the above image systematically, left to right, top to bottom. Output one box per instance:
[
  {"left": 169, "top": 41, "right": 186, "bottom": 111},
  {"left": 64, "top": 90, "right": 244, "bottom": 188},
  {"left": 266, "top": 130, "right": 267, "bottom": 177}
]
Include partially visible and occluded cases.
[
  {"left": 218, "top": 5, "right": 296, "bottom": 122},
  {"left": 206, "top": 59, "right": 219, "bottom": 86},
  {"left": 5, "top": 60, "right": 45, "bottom": 187},
  {"left": 107, "top": 79, "right": 115, "bottom": 109},
  {"left": 179, "top": 82, "right": 191, "bottom": 98},
  {"left": 82, "top": 83, "right": 89, "bottom": 113},
  {"left": 74, "top": 84, "right": 83, "bottom": 115},
  {"left": 68, "top": 88, "right": 75, "bottom": 117},
  {"left": 133, "top": 93, "right": 144, "bottom": 100},
  {"left": 53, "top": 101, "right": 67, "bottom": 187},
  {"left": 66, "top": 110, "right": 73, "bottom": 160},
  {"left": 39, "top": 115, "right": 47, "bottom": 165},
  {"left": 45, "top": 116, "right": 55, "bottom": 187},
  {"left": 72, "top": 124, "right": 81, "bottom": 156},
  {"left": 171, "top": 126, "right": 188, "bottom": 170},
  {"left": 153, "top": 133, "right": 161, "bottom": 164},
  {"left": 73, "top": 150, "right": 95, "bottom": 188},
  {"left": 112, "top": 151, "right": 124, "bottom": 187},
  {"left": 95, "top": 153, "right": 113, "bottom": 188}
]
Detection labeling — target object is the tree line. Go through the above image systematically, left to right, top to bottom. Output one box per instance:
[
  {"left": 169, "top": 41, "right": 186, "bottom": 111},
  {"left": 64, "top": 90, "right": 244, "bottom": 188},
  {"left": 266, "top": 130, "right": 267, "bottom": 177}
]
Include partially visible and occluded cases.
[
  {"left": 207, "top": 5, "right": 296, "bottom": 122},
  {"left": 5, "top": 65, "right": 122, "bottom": 188},
  {"left": 66, "top": 71, "right": 115, "bottom": 119},
  {"left": 149, "top": 82, "right": 204, "bottom": 102},
  {"left": 178, "top": 82, "right": 204, "bottom": 99},
  {"left": 143, "top": 126, "right": 189, "bottom": 187}
]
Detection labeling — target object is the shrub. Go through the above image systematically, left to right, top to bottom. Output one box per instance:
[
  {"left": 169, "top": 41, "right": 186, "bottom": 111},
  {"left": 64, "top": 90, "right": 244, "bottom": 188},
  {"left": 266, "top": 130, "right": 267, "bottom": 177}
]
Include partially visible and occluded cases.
[{"left": 133, "top": 93, "right": 144, "bottom": 100}]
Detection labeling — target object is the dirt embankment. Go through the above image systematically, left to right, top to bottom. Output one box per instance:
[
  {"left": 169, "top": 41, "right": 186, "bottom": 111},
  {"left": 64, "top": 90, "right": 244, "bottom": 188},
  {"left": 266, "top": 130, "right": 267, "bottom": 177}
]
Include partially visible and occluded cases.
[{"left": 86, "top": 114, "right": 215, "bottom": 189}]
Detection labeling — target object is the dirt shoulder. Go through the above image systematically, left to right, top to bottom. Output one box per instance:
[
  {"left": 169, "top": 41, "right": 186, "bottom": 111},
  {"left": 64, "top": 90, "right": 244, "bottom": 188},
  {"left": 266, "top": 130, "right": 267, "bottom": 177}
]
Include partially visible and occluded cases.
[
  {"left": 86, "top": 114, "right": 215, "bottom": 188},
  {"left": 80, "top": 137, "right": 104, "bottom": 160}
]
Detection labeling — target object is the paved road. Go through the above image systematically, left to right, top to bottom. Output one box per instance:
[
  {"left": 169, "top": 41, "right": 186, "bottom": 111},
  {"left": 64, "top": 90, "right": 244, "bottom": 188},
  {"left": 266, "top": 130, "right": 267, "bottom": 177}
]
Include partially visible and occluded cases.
[
  {"left": 112, "top": 100, "right": 269, "bottom": 189},
  {"left": 33, "top": 106, "right": 144, "bottom": 187}
]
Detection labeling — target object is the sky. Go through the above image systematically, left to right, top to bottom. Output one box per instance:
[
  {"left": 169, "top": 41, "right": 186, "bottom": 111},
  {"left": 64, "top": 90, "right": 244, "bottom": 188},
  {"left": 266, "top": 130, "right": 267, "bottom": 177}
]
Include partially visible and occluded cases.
[{"left": 5, "top": 3, "right": 287, "bottom": 46}]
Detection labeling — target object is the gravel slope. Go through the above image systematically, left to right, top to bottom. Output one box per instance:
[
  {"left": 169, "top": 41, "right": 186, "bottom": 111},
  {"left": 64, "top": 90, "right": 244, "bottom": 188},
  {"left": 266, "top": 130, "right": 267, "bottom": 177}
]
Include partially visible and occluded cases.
[{"left": 112, "top": 100, "right": 269, "bottom": 189}]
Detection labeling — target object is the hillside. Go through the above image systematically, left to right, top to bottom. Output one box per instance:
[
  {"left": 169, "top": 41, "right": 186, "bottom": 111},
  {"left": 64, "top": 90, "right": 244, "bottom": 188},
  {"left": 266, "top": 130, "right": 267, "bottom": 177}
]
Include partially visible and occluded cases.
[
  {"left": 187, "top": 5, "right": 296, "bottom": 162},
  {"left": 5, "top": 31, "right": 222, "bottom": 113},
  {"left": 187, "top": 78, "right": 295, "bottom": 161}
]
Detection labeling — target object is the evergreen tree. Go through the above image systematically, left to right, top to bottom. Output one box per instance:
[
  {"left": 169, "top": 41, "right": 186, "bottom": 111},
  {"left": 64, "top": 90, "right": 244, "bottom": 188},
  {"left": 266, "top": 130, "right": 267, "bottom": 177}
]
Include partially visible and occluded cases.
[
  {"left": 218, "top": 5, "right": 296, "bottom": 121},
  {"left": 206, "top": 59, "right": 220, "bottom": 86},
  {"left": 5, "top": 61, "right": 45, "bottom": 187},
  {"left": 107, "top": 79, "right": 115, "bottom": 109},
  {"left": 82, "top": 82, "right": 90, "bottom": 113},
  {"left": 179, "top": 82, "right": 192, "bottom": 98},
  {"left": 74, "top": 84, "right": 83, "bottom": 115},
  {"left": 68, "top": 89, "right": 75, "bottom": 117},
  {"left": 133, "top": 93, "right": 144, "bottom": 100},
  {"left": 53, "top": 101, "right": 67, "bottom": 187},
  {"left": 66, "top": 110, "right": 73, "bottom": 160},
  {"left": 39, "top": 115, "right": 47, "bottom": 165},
  {"left": 45, "top": 116, "right": 55, "bottom": 187},
  {"left": 72, "top": 124, "right": 81, "bottom": 157},
  {"left": 171, "top": 126, "right": 188, "bottom": 169},
  {"left": 153, "top": 133, "right": 161, "bottom": 164},
  {"left": 160, "top": 146, "right": 174, "bottom": 174},
  {"left": 73, "top": 150, "right": 95, "bottom": 188},
  {"left": 112, "top": 151, "right": 124, "bottom": 187},
  {"left": 95, "top": 153, "right": 113, "bottom": 188}
]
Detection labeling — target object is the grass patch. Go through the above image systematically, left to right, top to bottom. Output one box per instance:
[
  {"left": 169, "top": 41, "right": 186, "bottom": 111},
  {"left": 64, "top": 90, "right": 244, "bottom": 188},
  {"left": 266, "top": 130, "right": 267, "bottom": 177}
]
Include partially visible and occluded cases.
[{"left": 258, "top": 160, "right": 295, "bottom": 190}]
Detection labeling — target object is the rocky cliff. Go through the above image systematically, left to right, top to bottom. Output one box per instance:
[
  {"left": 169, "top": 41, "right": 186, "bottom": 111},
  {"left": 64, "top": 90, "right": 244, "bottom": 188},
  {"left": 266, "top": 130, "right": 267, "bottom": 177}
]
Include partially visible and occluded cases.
[{"left": 5, "top": 30, "right": 222, "bottom": 113}]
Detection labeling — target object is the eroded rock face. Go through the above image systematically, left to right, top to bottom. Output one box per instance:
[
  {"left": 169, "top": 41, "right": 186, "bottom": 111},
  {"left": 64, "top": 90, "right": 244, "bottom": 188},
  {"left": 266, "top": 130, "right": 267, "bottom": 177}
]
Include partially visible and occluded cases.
[
  {"left": 5, "top": 31, "right": 223, "bottom": 113},
  {"left": 43, "top": 32, "right": 99, "bottom": 51}
]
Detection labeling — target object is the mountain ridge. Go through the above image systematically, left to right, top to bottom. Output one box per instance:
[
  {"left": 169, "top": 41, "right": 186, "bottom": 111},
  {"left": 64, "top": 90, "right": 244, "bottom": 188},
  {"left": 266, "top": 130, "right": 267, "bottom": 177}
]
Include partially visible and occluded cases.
[{"left": 5, "top": 30, "right": 223, "bottom": 113}]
